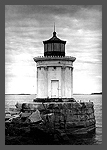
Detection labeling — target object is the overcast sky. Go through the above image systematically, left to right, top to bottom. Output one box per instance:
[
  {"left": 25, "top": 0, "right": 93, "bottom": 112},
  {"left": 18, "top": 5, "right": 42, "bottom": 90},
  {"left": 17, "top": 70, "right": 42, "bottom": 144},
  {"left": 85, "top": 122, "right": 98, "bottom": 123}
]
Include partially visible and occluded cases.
[{"left": 5, "top": 5, "right": 102, "bottom": 94}]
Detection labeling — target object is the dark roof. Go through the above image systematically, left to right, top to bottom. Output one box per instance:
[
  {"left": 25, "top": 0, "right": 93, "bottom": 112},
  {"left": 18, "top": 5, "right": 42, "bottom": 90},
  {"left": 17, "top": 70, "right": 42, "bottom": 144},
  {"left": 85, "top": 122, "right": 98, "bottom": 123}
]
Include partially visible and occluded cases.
[{"left": 43, "top": 31, "right": 66, "bottom": 44}]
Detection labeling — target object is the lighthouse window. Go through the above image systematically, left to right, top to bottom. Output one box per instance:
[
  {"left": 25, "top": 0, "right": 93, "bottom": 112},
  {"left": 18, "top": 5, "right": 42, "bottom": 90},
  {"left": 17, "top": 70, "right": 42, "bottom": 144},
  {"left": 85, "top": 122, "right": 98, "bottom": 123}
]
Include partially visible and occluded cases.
[
  {"left": 48, "top": 43, "right": 51, "bottom": 51},
  {"left": 52, "top": 43, "right": 54, "bottom": 51},
  {"left": 54, "top": 43, "right": 57, "bottom": 51},
  {"left": 55, "top": 43, "right": 59, "bottom": 51},
  {"left": 60, "top": 43, "right": 61, "bottom": 51},
  {"left": 61, "top": 43, "right": 64, "bottom": 51},
  {"left": 44, "top": 44, "right": 46, "bottom": 52},
  {"left": 45, "top": 44, "right": 48, "bottom": 51},
  {"left": 54, "top": 67, "right": 56, "bottom": 69}
]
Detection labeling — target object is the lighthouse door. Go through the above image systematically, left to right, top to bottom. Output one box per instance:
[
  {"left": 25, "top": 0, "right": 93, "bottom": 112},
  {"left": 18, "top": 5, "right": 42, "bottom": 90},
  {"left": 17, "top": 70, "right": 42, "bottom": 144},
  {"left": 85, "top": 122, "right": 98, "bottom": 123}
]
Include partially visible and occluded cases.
[{"left": 51, "top": 80, "right": 59, "bottom": 98}]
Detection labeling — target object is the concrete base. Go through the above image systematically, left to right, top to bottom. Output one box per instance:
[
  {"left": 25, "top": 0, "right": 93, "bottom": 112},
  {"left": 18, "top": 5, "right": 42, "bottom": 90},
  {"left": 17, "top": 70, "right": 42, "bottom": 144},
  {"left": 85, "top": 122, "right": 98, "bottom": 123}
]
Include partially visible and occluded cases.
[
  {"left": 33, "top": 98, "right": 76, "bottom": 102},
  {"left": 13, "top": 99, "right": 96, "bottom": 135},
  {"left": 32, "top": 99, "right": 96, "bottom": 134}
]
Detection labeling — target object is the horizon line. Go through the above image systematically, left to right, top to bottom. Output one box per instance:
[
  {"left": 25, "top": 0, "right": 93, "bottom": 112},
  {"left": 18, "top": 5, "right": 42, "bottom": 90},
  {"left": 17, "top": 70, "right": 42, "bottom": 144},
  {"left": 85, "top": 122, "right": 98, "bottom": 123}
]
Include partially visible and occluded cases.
[{"left": 5, "top": 92, "right": 102, "bottom": 95}]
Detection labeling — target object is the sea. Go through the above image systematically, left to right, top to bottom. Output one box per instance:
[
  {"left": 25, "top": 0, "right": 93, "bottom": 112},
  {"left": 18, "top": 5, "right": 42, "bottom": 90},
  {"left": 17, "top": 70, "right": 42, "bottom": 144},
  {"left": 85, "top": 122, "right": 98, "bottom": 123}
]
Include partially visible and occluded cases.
[{"left": 5, "top": 94, "right": 102, "bottom": 145}]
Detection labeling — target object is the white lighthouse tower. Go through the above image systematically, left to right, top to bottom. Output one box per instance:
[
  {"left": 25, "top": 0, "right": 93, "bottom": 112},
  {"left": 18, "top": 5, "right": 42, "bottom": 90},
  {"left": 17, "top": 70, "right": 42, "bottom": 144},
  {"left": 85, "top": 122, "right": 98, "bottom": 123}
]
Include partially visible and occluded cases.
[
  {"left": 33, "top": 28, "right": 76, "bottom": 100},
  {"left": 33, "top": 29, "right": 96, "bottom": 135}
]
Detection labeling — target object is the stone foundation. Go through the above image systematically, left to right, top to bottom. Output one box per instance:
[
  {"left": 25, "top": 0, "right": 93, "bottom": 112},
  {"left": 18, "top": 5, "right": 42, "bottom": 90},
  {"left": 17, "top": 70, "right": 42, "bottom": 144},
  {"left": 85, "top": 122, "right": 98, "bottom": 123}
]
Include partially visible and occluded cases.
[
  {"left": 14, "top": 99, "right": 96, "bottom": 134},
  {"left": 27, "top": 100, "right": 96, "bottom": 133}
]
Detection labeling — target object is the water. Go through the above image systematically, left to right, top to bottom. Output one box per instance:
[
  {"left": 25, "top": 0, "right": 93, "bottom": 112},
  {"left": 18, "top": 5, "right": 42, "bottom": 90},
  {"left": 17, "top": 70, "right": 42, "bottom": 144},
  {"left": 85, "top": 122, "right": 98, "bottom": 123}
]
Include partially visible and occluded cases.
[{"left": 5, "top": 94, "right": 102, "bottom": 145}]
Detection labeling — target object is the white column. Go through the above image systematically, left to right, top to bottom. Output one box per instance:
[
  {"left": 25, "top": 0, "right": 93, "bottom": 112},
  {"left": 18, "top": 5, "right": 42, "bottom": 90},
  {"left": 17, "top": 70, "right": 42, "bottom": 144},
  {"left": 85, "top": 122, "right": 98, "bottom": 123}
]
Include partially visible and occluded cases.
[
  {"left": 44, "top": 66, "right": 48, "bottom": 98},
  {"left": 61, "top": 66, "right": 65, "bottom": 98},
  {"left": 37, "top": 67, "right": 38, "bottom": 98},
  {"left": 71, "top": 67, "right": 73, "bottom": 97}
]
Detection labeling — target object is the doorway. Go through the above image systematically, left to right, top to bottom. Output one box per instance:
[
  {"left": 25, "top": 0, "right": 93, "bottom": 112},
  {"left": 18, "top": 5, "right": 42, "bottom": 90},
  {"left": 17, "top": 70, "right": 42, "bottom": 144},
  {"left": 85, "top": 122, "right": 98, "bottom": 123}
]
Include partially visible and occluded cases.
[{"left": 51, "top": 80, "right": 59, "bottom": 98}]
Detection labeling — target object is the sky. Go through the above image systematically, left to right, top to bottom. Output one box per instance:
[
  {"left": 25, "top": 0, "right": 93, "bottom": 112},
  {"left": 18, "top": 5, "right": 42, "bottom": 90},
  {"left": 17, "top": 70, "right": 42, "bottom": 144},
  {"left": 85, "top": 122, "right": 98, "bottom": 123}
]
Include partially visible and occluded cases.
[{"left": 5, "top": 5, "right": 102, "bottom": 94}]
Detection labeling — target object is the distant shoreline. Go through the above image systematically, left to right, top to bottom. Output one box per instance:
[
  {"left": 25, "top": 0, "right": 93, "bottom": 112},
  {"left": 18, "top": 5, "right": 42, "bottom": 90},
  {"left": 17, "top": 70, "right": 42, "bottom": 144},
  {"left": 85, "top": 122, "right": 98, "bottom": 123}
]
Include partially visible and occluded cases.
[
  {"left": 91, "top": 92, "right": 102, "bottom": 95},
  {"left": 5, "top": 93, "right": 102, "bottom": 95},
  {"left": 5, "top": 94, "right": 31, "bottom": 95}
]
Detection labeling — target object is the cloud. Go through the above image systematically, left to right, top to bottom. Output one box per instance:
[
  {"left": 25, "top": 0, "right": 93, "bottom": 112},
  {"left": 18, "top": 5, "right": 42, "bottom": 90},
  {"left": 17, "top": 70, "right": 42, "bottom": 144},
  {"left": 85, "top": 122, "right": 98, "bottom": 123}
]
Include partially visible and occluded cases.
[{"left": 5, "top": 5, "right": 102, "bottom": 31}]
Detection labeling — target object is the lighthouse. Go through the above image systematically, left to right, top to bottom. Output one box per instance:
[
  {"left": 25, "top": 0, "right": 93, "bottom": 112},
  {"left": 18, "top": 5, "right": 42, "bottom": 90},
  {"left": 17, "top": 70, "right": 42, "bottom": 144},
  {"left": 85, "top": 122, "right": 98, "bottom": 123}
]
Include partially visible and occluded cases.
[
  {"left": 32, "top": 27, "right": 96, "bottom": 135},
  {"left": 33, "top": 27, "right": 76, "bottom": 99}
]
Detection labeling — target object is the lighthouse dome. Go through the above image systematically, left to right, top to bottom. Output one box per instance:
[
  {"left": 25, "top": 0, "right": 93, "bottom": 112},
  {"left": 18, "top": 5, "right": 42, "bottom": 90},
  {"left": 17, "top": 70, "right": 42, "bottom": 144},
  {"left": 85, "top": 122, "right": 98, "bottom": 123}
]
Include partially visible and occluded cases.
[{"left": 43, "top": 31, "right": 66, "bottom": 57}]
